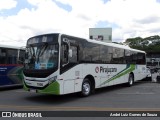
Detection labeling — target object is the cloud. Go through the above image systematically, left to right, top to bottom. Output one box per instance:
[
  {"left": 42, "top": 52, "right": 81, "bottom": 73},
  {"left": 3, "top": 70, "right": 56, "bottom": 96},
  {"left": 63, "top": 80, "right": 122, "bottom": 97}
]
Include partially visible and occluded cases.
[
  {"left": 0, "top": 0, "right": 160, "bottom": 47},
  {"left": 0, "top": 0, "right": 17, "bottom": 11},
  {"left": 0, "top": 0, "right": 70, "bottom": 46},
  {"left": 0, "top": 0, "right": 107, "bottom": 47},
  {"left": 104, "top": 0, "right": 160, "bottom": 41},
  {"left": 135, "top": 16, "right": 160, "bottom": 24}
]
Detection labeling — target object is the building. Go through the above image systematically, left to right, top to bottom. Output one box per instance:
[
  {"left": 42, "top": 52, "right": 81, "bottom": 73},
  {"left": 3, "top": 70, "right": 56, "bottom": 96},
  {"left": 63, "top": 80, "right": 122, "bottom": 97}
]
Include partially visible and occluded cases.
[
  {"left": 89, "top": 28, "right": 112, "bottom": 43},
  {"left": 146, "top": 52, "right": 160, "bottom": 69}
]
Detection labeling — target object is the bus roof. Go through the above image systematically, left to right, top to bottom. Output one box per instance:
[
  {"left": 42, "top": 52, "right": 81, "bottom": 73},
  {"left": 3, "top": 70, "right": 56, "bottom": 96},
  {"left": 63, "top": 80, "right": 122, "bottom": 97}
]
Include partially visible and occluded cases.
[
  {"left": 27, "top": 33, "right": 145, "bottom": 54},
  {"left": 60, "top": 33, "right": 146, "bottom": 54},
  {"left": 86, "top": 38, "right": 146, "bottom": 53},
  {"left": 0, "top": 44, "right": 25, "bottom": 50}
]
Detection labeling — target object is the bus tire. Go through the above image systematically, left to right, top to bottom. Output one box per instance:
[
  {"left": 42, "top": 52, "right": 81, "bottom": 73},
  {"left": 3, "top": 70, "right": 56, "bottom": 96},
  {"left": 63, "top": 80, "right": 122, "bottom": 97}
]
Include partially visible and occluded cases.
[
  {"left": 127, "top": 74, "right": 134, "bottom": 87},
  {"left": 80, "top": 78, "right": 91, "bottom": 97}
]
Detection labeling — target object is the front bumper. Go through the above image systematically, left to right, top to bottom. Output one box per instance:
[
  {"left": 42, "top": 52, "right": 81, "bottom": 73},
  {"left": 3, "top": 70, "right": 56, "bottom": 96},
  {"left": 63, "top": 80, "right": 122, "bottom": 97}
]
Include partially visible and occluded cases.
[{"left": 23, "top": 81, "right": 60, "bottom": 95}]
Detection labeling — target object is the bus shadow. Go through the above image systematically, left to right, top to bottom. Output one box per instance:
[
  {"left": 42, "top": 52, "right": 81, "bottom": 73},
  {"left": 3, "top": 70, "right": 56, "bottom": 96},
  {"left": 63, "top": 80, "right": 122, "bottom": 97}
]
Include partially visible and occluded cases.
[
  {"left": 24, "top": 80, "right": 152, "bottom": 104},
  {"left": 93, "top": 80, "right": 152, "bottom": 96},
  {"left": 94, "top": 84, "right": 128, "bottom": 95},
  {"left": 0, "top": 85, "right": 22, "bottom": 91},
  {"left": 24, "top": 93, "right": 81, "bottom": 104}
]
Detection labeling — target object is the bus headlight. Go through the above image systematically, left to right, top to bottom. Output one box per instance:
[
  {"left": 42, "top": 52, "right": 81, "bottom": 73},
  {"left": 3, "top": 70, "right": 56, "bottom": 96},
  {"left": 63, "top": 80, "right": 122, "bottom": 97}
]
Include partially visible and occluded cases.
[{"left": 48, "top": 76, "right": 57, "bottom": 84}]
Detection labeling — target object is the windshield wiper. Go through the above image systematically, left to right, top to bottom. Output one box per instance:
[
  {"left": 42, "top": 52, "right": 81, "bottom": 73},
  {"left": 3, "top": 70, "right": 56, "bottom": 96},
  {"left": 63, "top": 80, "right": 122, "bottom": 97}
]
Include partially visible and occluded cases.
[{"left": 36, "top": 43, "right": 48, "bottom": 63}]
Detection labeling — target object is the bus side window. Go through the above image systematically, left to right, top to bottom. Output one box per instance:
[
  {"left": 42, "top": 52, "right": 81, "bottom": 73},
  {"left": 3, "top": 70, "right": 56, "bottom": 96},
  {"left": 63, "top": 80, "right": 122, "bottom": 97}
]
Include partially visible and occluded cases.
[
  {"left": 61, "top": 43, "right": 69, "bottom": 66},
  {"left": 69, "top": 45, "right": 78, "bottom": 63},
  {"left": 0, "top": 48, "right": 7, "bottom": 64},
  {"left": 7, "top": 49, "right": 17, "bottom": 64},
  {"left": 18, "top": 49, "right": 25, "bottom": 64}
]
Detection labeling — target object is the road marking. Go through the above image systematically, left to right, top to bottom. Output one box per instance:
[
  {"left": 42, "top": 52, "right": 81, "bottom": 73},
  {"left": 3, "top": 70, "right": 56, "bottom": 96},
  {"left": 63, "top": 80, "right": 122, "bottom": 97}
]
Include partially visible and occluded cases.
[
  {"left": 135, "top": 86, "right": 160, "bottom": 88},
  {"left": 14, "top": 90, "right": 28, "bottom": 93},
  {"left": 117, "top": 92, "right": 155, "bottom": 95},
  {"left": 0, "top": 105, "right": 160, "bottom": 111}
]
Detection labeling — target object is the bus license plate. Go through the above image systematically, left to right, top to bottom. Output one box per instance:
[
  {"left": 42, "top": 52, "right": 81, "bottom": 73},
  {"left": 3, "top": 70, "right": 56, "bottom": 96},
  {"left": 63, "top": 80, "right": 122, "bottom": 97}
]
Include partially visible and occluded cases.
[{"left": 30, "top": 89, "right": 36, "bottom": 93}]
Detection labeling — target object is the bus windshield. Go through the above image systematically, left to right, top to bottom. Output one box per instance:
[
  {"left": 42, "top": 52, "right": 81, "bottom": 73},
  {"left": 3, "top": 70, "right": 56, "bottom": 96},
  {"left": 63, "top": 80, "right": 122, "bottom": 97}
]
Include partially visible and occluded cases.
[{"left": 25, "top": 43, "right": 58, "bottom": 70}]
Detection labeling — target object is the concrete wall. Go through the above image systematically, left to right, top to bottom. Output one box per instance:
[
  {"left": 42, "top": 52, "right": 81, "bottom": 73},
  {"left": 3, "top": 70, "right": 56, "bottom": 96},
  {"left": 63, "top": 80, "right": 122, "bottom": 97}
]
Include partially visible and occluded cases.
[{"left": 89, "top": 28, "right": 112, "bottom": 43}]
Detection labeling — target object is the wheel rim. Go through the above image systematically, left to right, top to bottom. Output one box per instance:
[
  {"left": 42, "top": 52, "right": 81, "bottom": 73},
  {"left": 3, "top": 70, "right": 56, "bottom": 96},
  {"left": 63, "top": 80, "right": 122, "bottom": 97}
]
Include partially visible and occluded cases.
[
  {"left": 129, "top": 76, "right": 133, "bottom": 85},
  {"left": 82, "top": 82, "right": 90, "bottom": 95}
]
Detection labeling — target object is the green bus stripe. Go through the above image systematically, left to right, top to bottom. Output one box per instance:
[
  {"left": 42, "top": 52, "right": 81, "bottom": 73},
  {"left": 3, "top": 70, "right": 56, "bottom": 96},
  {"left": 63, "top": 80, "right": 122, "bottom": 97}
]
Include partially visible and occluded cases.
[{"left": 100, "top": 64, "right": 135, "bottom": 86}]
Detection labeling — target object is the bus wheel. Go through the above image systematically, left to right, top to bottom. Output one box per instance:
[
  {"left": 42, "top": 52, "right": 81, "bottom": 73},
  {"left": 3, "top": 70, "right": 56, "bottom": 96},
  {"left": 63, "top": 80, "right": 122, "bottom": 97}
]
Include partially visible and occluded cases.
[
  {"left": 127, "top": 74, "right": 134, "bottom": 87},
  {"left": 81, "top": 78, "right": 91, "bottom": 97}
]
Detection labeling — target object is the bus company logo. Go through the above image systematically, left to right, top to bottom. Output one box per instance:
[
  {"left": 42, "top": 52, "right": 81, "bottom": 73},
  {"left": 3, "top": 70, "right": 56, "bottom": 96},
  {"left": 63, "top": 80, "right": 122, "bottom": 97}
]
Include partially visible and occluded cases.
[
  {"left": 96, "top": 66, "right": 117, "bottom": 73},
  {"left": 95, "top": 67, "right": 99, "bottom": 73}
]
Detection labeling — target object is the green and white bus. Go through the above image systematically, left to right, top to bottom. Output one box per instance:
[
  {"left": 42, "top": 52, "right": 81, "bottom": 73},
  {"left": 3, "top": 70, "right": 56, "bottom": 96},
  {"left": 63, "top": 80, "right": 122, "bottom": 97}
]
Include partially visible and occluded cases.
[{"left": 23, "top": 33, "right": 148, "bottom": 96}]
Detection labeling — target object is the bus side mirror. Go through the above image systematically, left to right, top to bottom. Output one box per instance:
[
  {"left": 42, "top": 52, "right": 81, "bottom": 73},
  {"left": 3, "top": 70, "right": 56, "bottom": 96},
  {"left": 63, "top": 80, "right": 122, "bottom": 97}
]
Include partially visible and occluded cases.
[{"left": 69, "top": 49, "right": 72, "bottom": 58}]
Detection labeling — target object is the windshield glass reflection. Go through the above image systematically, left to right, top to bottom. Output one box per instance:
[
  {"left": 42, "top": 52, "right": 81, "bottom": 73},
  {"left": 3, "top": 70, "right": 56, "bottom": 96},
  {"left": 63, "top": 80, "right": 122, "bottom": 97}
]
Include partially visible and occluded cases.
[{"left": 25, "top": 44, "right": 58, "bottom": 70}]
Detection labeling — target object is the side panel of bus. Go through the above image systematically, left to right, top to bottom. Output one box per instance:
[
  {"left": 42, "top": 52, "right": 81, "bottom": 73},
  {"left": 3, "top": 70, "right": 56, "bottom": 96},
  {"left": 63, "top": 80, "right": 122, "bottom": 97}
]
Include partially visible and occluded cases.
[
  {"left": 59, "top": 34, "right": 147, "bottom": 95},
  {"left": 0, "top": 47, "right": 24, "bottom": 87},
  {"left": 0, "top": 65, "right": 23, "bottom": 86}
]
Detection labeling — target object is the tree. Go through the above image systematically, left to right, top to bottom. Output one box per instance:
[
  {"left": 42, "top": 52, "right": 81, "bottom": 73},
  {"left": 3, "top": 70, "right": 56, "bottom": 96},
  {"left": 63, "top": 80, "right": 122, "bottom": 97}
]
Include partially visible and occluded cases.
[{"left": 124, "top": 35, "right": 160, "bottom": 52}]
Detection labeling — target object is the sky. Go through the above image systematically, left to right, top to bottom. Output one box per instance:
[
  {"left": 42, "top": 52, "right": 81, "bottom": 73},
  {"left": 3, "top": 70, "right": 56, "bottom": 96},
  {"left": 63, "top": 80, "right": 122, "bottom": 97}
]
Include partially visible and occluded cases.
[{"left": 0, "top": 0, "right": 160, "bottom": 47}]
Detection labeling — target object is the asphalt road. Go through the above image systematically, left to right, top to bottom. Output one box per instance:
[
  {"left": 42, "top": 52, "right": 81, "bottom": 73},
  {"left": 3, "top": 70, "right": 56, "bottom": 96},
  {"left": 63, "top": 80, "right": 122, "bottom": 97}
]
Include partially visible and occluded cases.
[
  {"left": 0, "top": 73, "right": 158, "bottom": 110},
  {"left": 0, "top": 75, "right": 160, "bottom": 119},
  {"left": 0, "top": 81, "right": 160, "bottom": 111}
]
